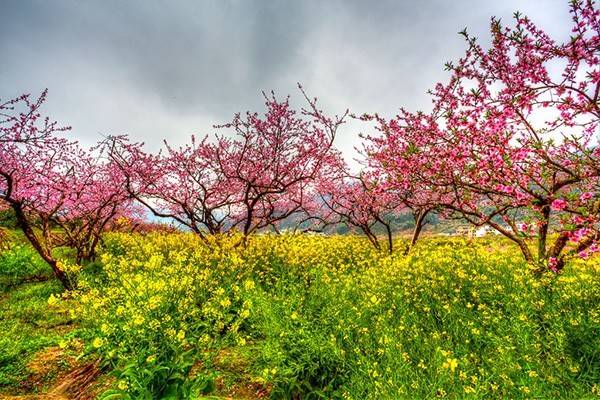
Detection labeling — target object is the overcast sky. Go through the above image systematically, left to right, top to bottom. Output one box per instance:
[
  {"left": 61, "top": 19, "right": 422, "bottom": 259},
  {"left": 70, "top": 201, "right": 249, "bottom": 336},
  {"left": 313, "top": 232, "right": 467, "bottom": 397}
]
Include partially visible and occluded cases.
[{"left": 0, "top": 0, "right": 572, "bottom": 161}]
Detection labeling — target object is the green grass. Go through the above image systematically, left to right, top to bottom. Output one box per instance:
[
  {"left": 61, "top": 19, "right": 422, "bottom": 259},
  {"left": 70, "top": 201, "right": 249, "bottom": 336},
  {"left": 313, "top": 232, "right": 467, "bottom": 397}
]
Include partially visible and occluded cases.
[
  {"left": 0, "top": 242, "right": 53, "bottom": 292},
  {"left": 0, "top": 280, "right": 77, "bottom": 393}
]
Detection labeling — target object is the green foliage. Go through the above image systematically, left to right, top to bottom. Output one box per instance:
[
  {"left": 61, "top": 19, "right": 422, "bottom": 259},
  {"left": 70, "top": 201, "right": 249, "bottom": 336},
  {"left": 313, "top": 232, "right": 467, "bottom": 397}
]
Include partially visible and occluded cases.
[
  {"left": 0, "top": 209, "right": 18, "bottom": 229},
  {"left": 245, "top": 241, "right": 600, "bottom": 399},
  {"left": 0, "top": 243, "right": 52, "bottom": 291},
  {"left": 0, "top": 281, "right": 77, "bottom": 392},
  {"left": 98, "top": 350, "right": 217, "bottom": 400}
]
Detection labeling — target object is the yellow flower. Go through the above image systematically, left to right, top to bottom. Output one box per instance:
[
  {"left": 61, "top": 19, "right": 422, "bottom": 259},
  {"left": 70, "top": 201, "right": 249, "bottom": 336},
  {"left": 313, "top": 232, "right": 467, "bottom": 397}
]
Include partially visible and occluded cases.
[
  {"left": 47, "top": 294, "right": 59, "bottom": 306},
  {"left": 219, "top": 298, "right": 231, "bottom": 308},
  {"left": 92, "top": 337, "right": 104, "bottom": 348},
  {"left": 442, "top": 358, "right": 459, "bottom": 373}
]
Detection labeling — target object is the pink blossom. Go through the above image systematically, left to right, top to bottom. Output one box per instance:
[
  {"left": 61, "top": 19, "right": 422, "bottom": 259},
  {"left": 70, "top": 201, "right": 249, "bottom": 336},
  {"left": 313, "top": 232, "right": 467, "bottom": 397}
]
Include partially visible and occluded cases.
[
  {"left": 580, "top": 192, "right": 594, "bottom": 201},
  {"left": 551, "top": 199, "right": 568, "bottom": 211},
  {"left": 548, "top": 257, "right": 559, "bottom": 273}
]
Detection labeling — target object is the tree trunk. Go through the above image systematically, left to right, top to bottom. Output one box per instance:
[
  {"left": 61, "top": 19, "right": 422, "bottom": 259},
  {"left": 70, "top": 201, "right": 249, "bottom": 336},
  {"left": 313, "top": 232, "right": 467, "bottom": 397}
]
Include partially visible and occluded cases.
[
  {"left": 11, "top": 202, "right": 73, "bottom": 290},
  {"left": 537, "top": 204, "right": 550, "bottom": 262},
  {"left": 405, "top": 208, "right": 429, "bottom": 255},
  {"left": 384, "top": 224, "right": 393, "bottom": 253},
  {"left": 361, "top": 226, "right": 381, "bottom": 250}
]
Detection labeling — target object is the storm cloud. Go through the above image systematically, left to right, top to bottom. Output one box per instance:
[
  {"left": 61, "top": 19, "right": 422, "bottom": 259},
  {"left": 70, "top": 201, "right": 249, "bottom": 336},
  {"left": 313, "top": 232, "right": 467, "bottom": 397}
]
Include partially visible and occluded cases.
[{"left": 0, "top": 0, "right": 570, "bottom": 158}]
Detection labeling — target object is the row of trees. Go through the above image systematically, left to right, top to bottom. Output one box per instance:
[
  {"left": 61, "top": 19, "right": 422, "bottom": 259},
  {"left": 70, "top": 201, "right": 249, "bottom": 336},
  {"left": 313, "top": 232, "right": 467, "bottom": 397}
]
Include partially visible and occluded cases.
[{"left": 1, "top": 0, "right": 598, "bottom": 288}]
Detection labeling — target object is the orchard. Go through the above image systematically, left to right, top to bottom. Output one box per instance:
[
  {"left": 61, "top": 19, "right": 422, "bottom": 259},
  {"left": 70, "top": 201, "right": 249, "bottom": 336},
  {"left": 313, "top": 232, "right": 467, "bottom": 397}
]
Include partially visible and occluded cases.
[{"left": 0, "top": 1, "right": 599, "bottom": 399}]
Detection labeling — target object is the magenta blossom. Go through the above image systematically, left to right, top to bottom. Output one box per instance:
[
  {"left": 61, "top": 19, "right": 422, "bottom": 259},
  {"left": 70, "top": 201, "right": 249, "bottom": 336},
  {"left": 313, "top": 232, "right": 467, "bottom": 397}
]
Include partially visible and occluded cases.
[
  {"left": 580, "top": 192, "right": 594, "bottom": 201},
  {"left": 551, "top": 199, "right": 568, "bottom": 211}
]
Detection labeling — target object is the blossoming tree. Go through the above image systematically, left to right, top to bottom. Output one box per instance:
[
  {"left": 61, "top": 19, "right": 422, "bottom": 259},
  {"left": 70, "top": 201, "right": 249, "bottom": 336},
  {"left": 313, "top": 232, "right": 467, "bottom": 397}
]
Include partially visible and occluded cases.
[
  {"left": 375, "top": 0, "right": 599, "bottom": 271},
  {"left": 108, "top": 86, "right": 347, "bottom": 241},
  {"left": 0, "top": 91, "right": 132, "bottom": 288},
  {"left": 361, "top": 111, "right": 446, "bottom": 252},
  {"left": 313, "top": 154, "right": 403, "bottom": 252}
]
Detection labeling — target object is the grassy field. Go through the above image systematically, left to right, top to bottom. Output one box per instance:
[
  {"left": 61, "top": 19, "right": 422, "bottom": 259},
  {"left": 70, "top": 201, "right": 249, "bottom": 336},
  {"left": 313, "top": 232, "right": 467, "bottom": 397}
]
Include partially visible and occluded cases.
[{"left": 1, "top": 232, "right": 599, "bottom": 399}]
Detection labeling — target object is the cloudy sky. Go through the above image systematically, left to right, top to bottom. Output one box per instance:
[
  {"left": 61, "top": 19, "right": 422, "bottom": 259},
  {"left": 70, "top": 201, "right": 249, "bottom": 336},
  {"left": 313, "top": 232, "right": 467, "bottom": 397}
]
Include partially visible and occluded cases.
[{"left": 0, "top": 0, "right": 571, "bottom": 160}]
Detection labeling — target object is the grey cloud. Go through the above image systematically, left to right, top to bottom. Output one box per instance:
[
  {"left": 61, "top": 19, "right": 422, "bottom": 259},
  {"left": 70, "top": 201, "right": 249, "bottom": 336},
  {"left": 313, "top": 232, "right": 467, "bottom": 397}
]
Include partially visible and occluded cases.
[{"left": 0, "top": 0, "right": 570, "bottom": 157}]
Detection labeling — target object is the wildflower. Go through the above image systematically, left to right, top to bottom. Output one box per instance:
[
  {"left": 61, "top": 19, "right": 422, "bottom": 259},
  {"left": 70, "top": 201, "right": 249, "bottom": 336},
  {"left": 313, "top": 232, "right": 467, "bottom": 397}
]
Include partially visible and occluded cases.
[
  {"left": 47, "top": 294, "right": 59, "bottom": 306},
  {"left": 148, "top": 295, "right": 160, "bottom": 310},
  {"left": 219, "top": 298, "right": 231, "bottom": 308},
  {"left": 518, "top": 314, "right": 528, "bottom": 321},
  {"left": 92, "top": 337, "right": 104, "bottom": 348},
  {"left": 442, "top": 358, "right": 458, "bottom": 373},
  {"left": 569, "top": 365, "right": 580, "bottom": 373}
]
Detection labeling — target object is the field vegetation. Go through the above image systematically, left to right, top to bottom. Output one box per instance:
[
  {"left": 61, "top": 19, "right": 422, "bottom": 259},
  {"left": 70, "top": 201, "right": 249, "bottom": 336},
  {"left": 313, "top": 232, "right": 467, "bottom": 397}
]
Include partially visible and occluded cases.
[{"left": 1, "top": 232, "right": 599, "bottom": 399}]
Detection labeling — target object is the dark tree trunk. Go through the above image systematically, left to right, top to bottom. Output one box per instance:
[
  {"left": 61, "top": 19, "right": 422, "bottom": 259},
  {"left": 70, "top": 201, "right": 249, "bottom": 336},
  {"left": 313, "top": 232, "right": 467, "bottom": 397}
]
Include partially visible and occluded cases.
[
  {"left": 11, "top": 202, "right": 72, "bottom": 290},
  {"left": 537, "top": 204, "right": 551, "bottom": 262},
  {"left": 405, "top": 208, "right": 430, "bottom": 255},
  {"left": 384, "top": 224, "right": 393, "bottom": 253}
]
